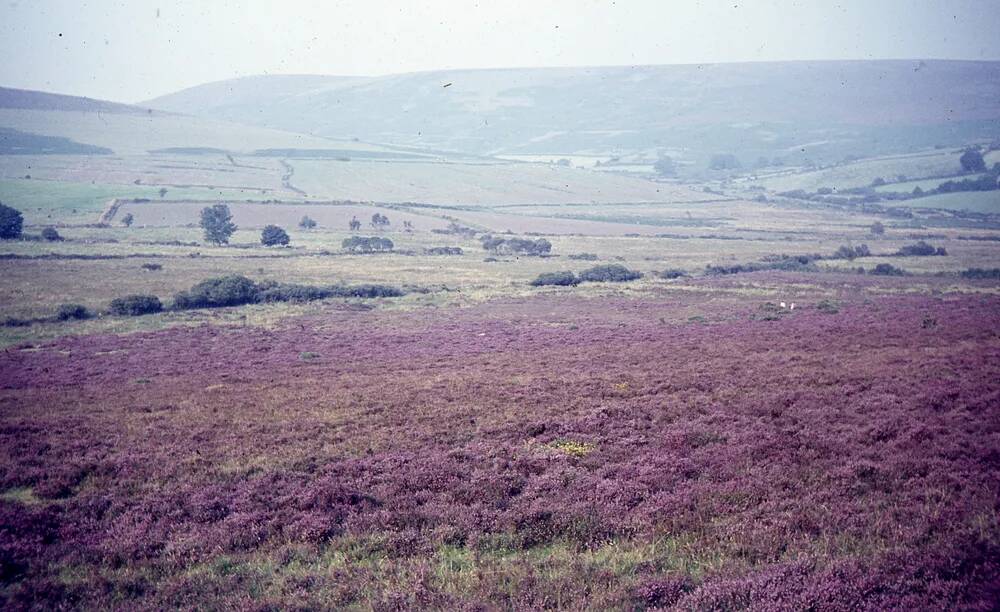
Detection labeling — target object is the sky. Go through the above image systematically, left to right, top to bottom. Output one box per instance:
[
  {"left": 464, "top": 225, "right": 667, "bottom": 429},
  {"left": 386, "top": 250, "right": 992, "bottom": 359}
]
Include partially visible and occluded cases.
[{"left": 2, "top": 0, "right": 999, "bottom": 103}]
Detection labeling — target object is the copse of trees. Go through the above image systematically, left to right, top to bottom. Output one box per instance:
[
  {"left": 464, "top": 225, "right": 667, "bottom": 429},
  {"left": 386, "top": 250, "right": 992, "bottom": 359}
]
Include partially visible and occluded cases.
[
  {"left": 960, "top": 148, "right": 986, "bottom": 173},
  {"left": 0, "top": 202, "right": 23, "bottom": 239},
  {"left": 200, "top": 204, "right": 237, "bottom": 245},
  {"left": 371, "top": 213, "right": 390, "bottom": 228},
  {"left": 260, "top": 225, "right": 290, "bottom": 246},
  {"left": 480, "top": 235, "right": 552, "bottom": 256},
  {"left": 342, "top": 236, "right": 394, "bottom": 253}
]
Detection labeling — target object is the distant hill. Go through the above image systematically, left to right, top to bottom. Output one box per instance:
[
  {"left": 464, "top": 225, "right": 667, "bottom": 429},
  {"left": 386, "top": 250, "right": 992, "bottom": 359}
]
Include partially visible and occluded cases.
[
  {"left": 145, "top": 61, "right": 1000, "bottom": 167},
  {"left": 0, "top": 86, "right": 438, "bottom": 157}
]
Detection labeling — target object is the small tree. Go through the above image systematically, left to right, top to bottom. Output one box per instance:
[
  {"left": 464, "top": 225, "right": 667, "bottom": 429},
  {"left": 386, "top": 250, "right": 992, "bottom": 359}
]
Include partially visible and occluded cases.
[
  {"left": 960, "top": 148, "right": 986, "bottom": 173},
  {"left": 654, "top": 156, "right": 676, "bottom": 177},
  {"left": 158, "top": 187, "right": 168, "bottom": 198},
  {"left": 0, "top": 202, "right": 23, "bottom": 239},
  {"left": 199, "top": 204, "right": 237, "bottom": 245},
  {"left": 121, "top": 212, "right": 134, "bottom": 228},
  {"left": 298, "top": 215, "right": 317, "bottom": 230},
  {"left": 349, "top": 216, "right": 362, "bottom": 231},
  {"left": 260, "top": 225, "right": 290, "bottom": 246}
]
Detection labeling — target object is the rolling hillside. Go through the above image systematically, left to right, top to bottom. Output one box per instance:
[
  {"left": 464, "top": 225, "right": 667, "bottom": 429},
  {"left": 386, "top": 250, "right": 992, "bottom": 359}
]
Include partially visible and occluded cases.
[{"left": 145, "top": 61, "right": 1000, "bottom": 166}]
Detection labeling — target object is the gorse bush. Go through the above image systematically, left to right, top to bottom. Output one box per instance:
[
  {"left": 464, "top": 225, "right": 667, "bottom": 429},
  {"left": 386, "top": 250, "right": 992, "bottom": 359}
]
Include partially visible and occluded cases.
[
  {"left": 896, "top": 241, "right": 947, "bottom": 257},
  {"left": 832, "top": 244, "right": 870, "bottom": 260},
  {"left": 425, "top": 246, "right": 463, "bottom": 255},
  {"left": 141, "top": 262, "right": 163, "bottom": 271},
  {"left": 871, "top": 263, "right": 906, "bottom": 276},
  {"left": 577, "top": 264, "right": 643, "bottom": 283},
  {"left": 658, "top": 269, "right": 688, "bottom": 279},
  {"left": 531, "top": 271, "right": 580, "bottom": 286},
  {"left": 172, "top": 275, "right": 260, "bottom": 309},
  {"left": 172, "top": 276, "right": 407, "bottom": 309},
  {"left": 108, "top": 295, "right": 163, "bottom": 316},
  {"left": 56, "top": 303, "right": 90, "bottom": 321}
]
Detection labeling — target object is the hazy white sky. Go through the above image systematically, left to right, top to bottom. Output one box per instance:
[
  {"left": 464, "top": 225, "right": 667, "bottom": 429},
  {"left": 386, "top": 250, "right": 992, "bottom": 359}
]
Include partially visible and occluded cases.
[{"left": 2, "top": 0, "right": 999, "bottom": 103}]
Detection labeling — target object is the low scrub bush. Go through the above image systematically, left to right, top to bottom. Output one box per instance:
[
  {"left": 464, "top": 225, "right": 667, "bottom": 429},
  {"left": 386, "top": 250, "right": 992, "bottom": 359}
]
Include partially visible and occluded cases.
[
  {"left": 41, "top": 227, "right": 63, "bottom": 242},
  {"left": 896, "top": 241, "right": 947, "bottom": 257},
  {"left": 832, "top": 244, "right": 870, "bottom": 260},
  {"left": 425, "top": 246, "right": 463, "bottom": 255},
  {"left": 568, "top": 253, "right": 598, "bottom": 261},
  {"left": 140, "top": 262, "right": 163, "bottom": 271},
  {"left": 871, "top": 263, "right": 906, "bottom": 276},
  {"left": 578, "top": 264, "right": 643, "bottom": 283},
  {"left": 961, "top": 268, "right": 1000, "bottom": 280},
  {"left": 657, "top": 269, "right": 688, "bottom": 279},
  {"left": 531, "top": 271, "right": 579, "bottom": 286},
  {"left": 173, "top": 275, "right": 260, "bottom": 309},
  {"left": 257, "top": 283, "right": 332, "bottom": 303},
  {"left": 328, "top": 284, "right": 404, "bottom": 298},
  {"left": 108, "top": 295, "right": 162, "bottom": 316},
  {"left": 56, "top": 303, "right": 90, "bottom": 321},
  {"left": 2, "top": 317, "right": 30, "bottom": 327}
]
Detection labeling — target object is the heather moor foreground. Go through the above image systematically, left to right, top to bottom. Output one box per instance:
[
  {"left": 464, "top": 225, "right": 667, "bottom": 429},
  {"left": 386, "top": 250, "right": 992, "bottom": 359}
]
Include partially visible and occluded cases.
[{"left": 2, "top": 274, "right": 998, "bottom": 609}]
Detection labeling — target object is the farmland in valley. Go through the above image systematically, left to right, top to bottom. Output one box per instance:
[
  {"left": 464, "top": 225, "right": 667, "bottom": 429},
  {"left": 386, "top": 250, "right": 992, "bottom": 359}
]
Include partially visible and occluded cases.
[{"left": 2, "top": 61, "right": 1000, "bottom": 609}]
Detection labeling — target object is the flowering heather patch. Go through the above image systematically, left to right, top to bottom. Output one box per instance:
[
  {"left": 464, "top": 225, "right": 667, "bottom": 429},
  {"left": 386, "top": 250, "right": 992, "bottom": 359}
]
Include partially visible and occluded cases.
[{"left": 0, "top": 278, "right": 998, "bottom": 609}]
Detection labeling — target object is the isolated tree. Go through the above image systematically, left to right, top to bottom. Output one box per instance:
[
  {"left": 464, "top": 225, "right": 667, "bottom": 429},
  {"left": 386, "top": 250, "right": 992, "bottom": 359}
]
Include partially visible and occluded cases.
[
  {"left": 960, "top": 148, "right": 986, "bottom": 173},
  {"left": 654, "top": 156, "right": 676, "bottom": 177},
  {"left": 158, "top": 187, "right": 168, "bottom": 198},
  {"left": 0, "top": 202, "right": 23, "bottom": 239},
  {"left": 199, "top": 204, "right": 237, "bottom": 245},
  {"left": 120, "top": 212, "right": 135, "bottom": 228},
  {"left": 298, "top": 215, "right": 317, "bottom": 229},
  {"left": 349, "top": 216, "right": 362, "bottom": 231},
  {"left": 870, "top": 221, "right": 885, "bottom": 236},
  {"left": 260, "top": 224, "right": 290, "bottom": 246}
]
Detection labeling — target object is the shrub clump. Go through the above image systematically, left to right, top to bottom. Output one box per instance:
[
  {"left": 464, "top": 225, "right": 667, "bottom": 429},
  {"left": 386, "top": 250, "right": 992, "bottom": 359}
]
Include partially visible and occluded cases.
[
  {"left": 298, "top": 215, "right": 317, "bottom": 229},
  {"left": 260, "top": 225, "right": 290, "bottom": 247},
  {"left": 41, "top": 227, "right": 63, "bottom": 242},
  {"left": 480, "top": 235, "right": 552, "bottom": 256},
  {"left": 343, "top": 236, "right": 394, "bottom": 253},
  {"left": 896, "top": 241, "right": 947, "bottom": 257},
  {"left": 832, "top": 244, "right": 870, "bottom": 260},
  {"left": 425, "top": 246, "right": 463, "bottom": 256},
  {"left": 568, "top": 253, "right": 598, "bottom": 261},
  {"left": 140, "top": 262, "right": 163, "bottom": 271},
  {"left": 871, "top": 263, "right": 906, "bottom": 276},
  {"left": 577, "top": 264, "right": 643, "bottom": 283},
  {"left": 657, "top": 268, "right": 688, "bottom": 279},
  {"left": 960, "top": 268, "right": 1000, "bottom": 280},
  {"left": 531, "top": 271, "right": 580, "bottom": 287},
  {"left": 173, "top": 275, "right": 260, "bottom": 309},
  {"left": 257, "top": 283, "right": 332, "bottom": 303},
  {"left": 328, "top": 284, "right": 404, "bottom": 298},
  {"left": 108, "top": 295, "right": 163, "bottom": 316},
  {"left": 56, "top": 303, "right": 90, "bottom": 321}
]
